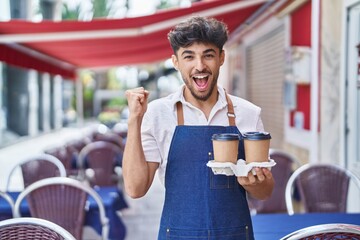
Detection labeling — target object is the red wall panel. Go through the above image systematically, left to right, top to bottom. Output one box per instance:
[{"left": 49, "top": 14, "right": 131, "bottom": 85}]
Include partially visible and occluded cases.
[{"left": 290, "top": 1, "right": 312, "bottom": 130}]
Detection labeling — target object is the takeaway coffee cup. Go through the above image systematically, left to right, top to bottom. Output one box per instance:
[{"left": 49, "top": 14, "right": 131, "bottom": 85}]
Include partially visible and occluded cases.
[
  {"left": 243, "top": 132, "right": 271, "bottom": 163},
  {"left": 211, "top": 133, "right": 240, "bottom": 163}
]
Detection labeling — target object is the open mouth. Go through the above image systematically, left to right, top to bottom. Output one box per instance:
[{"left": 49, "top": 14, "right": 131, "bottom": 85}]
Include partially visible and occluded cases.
[{"left": 193, "top": 74, "right": 209, "bottom": 91}]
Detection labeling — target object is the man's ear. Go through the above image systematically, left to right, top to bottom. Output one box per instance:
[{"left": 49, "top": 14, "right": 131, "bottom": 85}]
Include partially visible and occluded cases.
[
  {"left": 220, "top": 50, "right": 225, "bottom": 66},
  {"left": 171, "top": 54, "right": 179, "bottom": 70}
]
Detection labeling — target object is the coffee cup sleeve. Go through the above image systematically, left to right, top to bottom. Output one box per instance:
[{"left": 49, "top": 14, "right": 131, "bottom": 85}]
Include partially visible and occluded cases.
[{"left": 206, "top": 159, "right": 276, "bottom": 177}]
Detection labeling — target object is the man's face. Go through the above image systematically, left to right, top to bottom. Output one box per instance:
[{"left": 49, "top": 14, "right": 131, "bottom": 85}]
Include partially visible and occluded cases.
[{"left": 172, "top": 42, "right": 225, "bottom": 101}]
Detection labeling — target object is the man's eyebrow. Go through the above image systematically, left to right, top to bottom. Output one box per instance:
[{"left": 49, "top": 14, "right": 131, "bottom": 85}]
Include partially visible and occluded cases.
[
  {"left": 180, "top": 48, "right": 217, "bottom": 56},
  {"left": 203, "top": 49, "right": 216, "bottom": 54},
  {"left": 180, "top": 50, "right": 194, "bottom": 56}
]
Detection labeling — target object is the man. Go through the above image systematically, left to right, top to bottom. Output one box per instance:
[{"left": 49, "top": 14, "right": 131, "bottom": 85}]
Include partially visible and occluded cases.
[{"left": 123, "top": 16, "right": 274, "bottom": 240}]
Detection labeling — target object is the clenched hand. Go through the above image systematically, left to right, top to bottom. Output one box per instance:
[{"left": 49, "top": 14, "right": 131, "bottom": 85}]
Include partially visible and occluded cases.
[{"left": 125, "top": 87, "right": 150, "bottom": 120}]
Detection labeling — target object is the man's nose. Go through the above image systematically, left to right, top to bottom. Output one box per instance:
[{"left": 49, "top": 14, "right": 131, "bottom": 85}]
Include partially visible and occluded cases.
[{"left": 195, "top": 58, "right": 206, "bottom": 71}]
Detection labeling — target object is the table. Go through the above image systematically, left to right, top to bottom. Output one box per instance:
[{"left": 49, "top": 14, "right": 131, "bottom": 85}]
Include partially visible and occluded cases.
[
  {"left": 0, "top": 186, "right": 128, "bottom": 240},
  {"left": 86, "top": 186, "right": 128, "bottom": 240},
  {"left": 252, "top": 213, "right": 360, "bottom": 239}
]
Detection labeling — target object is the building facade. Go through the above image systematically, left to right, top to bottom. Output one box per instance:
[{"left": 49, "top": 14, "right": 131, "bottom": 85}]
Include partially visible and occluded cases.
[
  {"left": 0, "top": 0, "right": 70, "bottom": 147},
  {"left": 222, "top": 0, "right": 360, "bottom": 209}
]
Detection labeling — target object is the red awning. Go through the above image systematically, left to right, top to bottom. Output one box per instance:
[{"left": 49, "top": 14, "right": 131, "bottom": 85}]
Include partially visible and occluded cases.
[{"left": 0, "top": 0, "right": 269, "bottom": 79}]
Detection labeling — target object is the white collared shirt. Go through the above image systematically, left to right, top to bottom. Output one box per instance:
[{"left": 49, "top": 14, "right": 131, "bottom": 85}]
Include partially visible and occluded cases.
[{"left": 141, "top": 85, "right": 264, "bottom": 184}]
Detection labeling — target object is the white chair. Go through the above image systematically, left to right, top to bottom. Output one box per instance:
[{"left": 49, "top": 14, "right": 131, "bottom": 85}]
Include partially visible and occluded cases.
[
  {"left": 247, "top": 148, "right": 301, "bottom": 214},
  {"left": 6, "top": 153, "right": 66, "bottom": 191},
  {"left": 285, "top": 163, "right": 360, "bottom": 215},
  {"left": 14, "top": 177, "right": 109, "bottom": 240},
  {"left": 0, "top": 191, "right": 15, "bottom": 219},
  {"left": 0, "top": 217, "right": 76, "bottom": 240},
  {"left": 280, "top": 223, "right": 360, "bottom": 240}
]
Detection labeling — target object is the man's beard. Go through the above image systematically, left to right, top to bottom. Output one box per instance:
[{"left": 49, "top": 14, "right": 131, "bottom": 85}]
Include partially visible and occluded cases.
[{"left": 182, "top": 74, "right": 218, "bottom": 101}]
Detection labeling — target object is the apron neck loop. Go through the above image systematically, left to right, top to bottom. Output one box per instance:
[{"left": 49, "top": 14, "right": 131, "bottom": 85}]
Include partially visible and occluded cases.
[{"left": 176, "top": 90, "right": 236, "bottom": 126}]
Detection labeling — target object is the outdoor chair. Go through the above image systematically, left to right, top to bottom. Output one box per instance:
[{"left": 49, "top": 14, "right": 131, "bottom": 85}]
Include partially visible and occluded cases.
[
  {"left": 112, "top": 122, "right": 128, "bottom": 140},
  {"left": 92, "top": 132, "right": 125, "bottom": 151},
  {"left": 65, "top": 137, "right": 92, "bottom": 165},
  {"left": 78, "top": 141, "right": 124, "bottom": 188},
  {"left": 45, "top": 146, "right": 80, "bottom": 178},
  {"left": 45, "top": 147, "right": 72, "bottom": 170},
  {"left": 247, "top": 149, "right": 301, "bottom": 214},
  {"left": 5, "top": 153, "right": 67, "bottom": 191},
  {"left": 285, "top": 163, "right": 360, "bottom": 215},
  {"left": 13, "top": 177, "right": 109, "bottom": 240},
  {"left": 0, "top": 191, "right": 15, "bottom": 220},
  {"left": 0, "top": 217, "right": 76, "bottom": 240},
  {"left": 280, "top": 223, "right": 360, "bottom": 240}
]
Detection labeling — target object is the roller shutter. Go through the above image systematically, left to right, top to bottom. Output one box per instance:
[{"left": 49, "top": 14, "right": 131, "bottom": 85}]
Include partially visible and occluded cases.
[{"left": 246, "top": 26, "right": 285, "bottom": 148}]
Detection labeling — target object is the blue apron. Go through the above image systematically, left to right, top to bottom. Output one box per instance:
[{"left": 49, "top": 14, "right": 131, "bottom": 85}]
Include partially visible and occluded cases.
[{"left": 158, "top": 96, "right": 254, "bottom": 240}]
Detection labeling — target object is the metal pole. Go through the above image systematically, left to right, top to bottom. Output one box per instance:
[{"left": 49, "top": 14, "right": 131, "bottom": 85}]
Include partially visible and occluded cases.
[{"left": 310, "top": 0, "right": 320, "bottom": 163}]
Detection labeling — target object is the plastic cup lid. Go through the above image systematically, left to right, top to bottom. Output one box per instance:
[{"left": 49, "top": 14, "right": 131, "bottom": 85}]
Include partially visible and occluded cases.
[
  {"left": 243, "top": 131, "right": 271, "bottom": 140},
  {"left": 212, "top": 133, "right": 240, "bottom": 141}
]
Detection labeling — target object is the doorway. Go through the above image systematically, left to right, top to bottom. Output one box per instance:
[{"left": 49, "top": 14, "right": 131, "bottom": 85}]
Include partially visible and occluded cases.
[{"left": 343, "top": 0, "right": 360, "bottom": 175}]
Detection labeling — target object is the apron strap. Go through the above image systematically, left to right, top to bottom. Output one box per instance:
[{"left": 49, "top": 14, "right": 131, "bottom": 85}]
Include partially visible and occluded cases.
[
  {"left": 176, "top": 91, "right": 236, "bottom": 126},
  {"left": 225, "top": 93, "right": 236, "bottom": 126},
  {"left": 176, "top": 101, "right": 184, "bottom": 125}
]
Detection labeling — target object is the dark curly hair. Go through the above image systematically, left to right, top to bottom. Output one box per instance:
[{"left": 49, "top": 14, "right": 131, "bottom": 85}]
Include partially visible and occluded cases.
[{"left": 167, "top": 16, "right": 229, "bottom": 54}]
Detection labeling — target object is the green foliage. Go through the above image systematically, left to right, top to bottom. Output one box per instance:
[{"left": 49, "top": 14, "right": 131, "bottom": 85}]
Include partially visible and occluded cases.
[
  {"left": 62, "top": 0, "right": 115, "bottom": 20},
  {"left": 92, "top": 0, "right": 110, "bottom": 18},
  {"left": 157, "top": 0, "right": 178, "bottom": 10},
  {"left": 62, "top": 3, "right": 81, "bottom": 20},
  {"left": 107, "top": 69, "right": 121, "bottom": 89},
  {"left": 83, "top": 88, "right": 94, "bottom": 101},
  {"left": 108, "top": 97, "right": 127, "bottom": 107},
  {"left": 98, "top": 111, "right": 120, "bottom": 126}
]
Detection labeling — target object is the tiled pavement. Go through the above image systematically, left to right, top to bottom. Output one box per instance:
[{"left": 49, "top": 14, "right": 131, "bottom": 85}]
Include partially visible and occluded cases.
[
  {"left": 0, "top": 124, "right": 165, "bottom": 240},
  {"left": 82, "top": 172, "right": 164, "bottom": 240},
  {"left": 83, "top": 173, "right": 164, "bottom": 240},
  {"left": 120, "top": 173, "right": 165, "bottom": 240}
]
